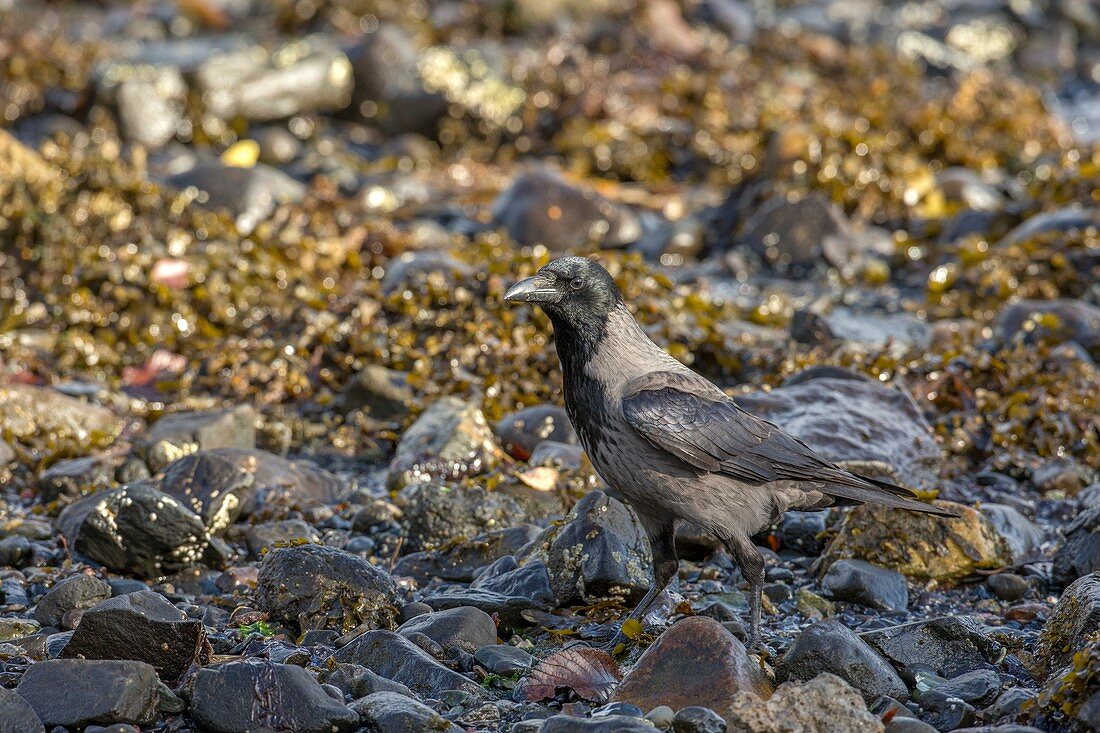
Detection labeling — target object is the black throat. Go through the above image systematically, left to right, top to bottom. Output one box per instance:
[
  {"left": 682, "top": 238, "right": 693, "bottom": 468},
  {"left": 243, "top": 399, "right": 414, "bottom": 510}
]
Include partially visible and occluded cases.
[{"left": 547, "top": 310, "right": 612, "bottom": 452}]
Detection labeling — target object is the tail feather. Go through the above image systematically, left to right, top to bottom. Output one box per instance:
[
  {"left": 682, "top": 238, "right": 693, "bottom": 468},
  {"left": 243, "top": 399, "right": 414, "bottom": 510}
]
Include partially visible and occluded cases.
[{"left": 819, "top": 470, "right": 962, "bottom": 518}]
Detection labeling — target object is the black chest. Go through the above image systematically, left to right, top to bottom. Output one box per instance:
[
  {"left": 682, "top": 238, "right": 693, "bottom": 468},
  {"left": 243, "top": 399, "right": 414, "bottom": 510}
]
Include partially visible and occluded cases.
[{"left": 552, "top": 321, "right": 613, "bottom": 455}]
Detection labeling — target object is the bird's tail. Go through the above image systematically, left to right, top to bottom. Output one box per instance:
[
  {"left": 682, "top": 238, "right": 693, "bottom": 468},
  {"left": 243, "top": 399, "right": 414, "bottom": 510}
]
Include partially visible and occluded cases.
[{"left": 820, "top": 470, "right": 962, "bottom": 518}]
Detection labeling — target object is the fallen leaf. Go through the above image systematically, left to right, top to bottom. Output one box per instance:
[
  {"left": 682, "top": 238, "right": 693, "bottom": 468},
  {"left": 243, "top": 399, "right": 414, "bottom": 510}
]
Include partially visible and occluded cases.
[
  {"left": 517, "top": 466, "right": 558, "bottom": 491},
  {"left": 620, "top": 618, "right": 643, "bottom": 640},
  {"left": 518, "top": 646, "right": 621, "bottom": 703}
]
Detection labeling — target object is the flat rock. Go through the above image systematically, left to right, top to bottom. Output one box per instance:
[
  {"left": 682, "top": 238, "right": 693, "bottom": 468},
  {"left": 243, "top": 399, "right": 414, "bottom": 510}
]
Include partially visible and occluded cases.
[
  {"left": 791, "top": 307, "right": 932, "bottom": 352},
  {"left": 734, "top": 375, "right": 941, "bottom": 491},
  {"left": 389, "top": 397, "right": 501, "bottom": 489},
  {"left": 144, "top": 406, "right": 257, "bottom": 471},
  {"left": 56, "top": 481, "right": 226, "bottom": 578},
  {"left": 531, "top": 490, "right": 651, "bottom": 605},
  {"left": 820, "top": 502, "right": 1010, "bottom": 582},
  {"left": 392, "top": 524, "right": 541, "bottom": 583},
  {"left": 256, "top": 544, "right": 398, "bottom": 634},
  {"left": 427, "top": 558, "right": 556, "bottom": 629},
  {"left": 822, "top": 559, "right": 909, "bottom": 612},
  {"left": 1034, "top": 572, "right": 1100, "bottom": 680},
  {"left": 34, "top": 574, "right": 112, "bottom": 627},
  {"left": 60, "top": 590, "right": 209, "bottom": 683},
  {"left": 396, "top": 606, "right": 497, "bottom": 653},
  {"left": 611, "top": 616, "right": 771, "bottom": 721},
  {"left": 860, "top": 616, "right": 1005, "bottom": 683},
  {"left": 777, "top": 619, "right": 908, "bottom": 704},
  {"left": 332, "top": 630, "right": 486, "bottom": 699},
  {"left": 474, "top": 644, "right": 534, "bottom": 675},
  {"left": 15, "top": 659, "right": 158, "bottom": 728},
  {"left": 190, "top": 659, "right": 358, "bottom": 733},
  {"left": 726, "top": 672, "right": 884, "bottom": 732},
  {"left": 0, "top": 686, "right": 43, "bottom": 733},
  {"left": 349, "top": 691, "right": 462, "bottom": 733},
  {"left": 540, "top": 715, "right": 655, "bottom": 732}
]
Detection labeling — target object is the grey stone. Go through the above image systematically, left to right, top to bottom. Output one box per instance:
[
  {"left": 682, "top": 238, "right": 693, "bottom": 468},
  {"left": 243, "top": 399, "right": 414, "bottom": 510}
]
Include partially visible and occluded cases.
[
  {"left": 822, "top": 559, "right": 909, "bottom": 612},
  {"left": 34, "top": 574, "right": 111, "bottom": 627},
  {"left": 396, "top": 606, "right": 497, "bottom": 654},
  {"left": 778, "top": 619, "right": 908, "bottom": 704},
  {"left": 333, "top": 630, "right": 486, "bottom": 700},
  {"left": 15, "top": 659, "right": 159, "bottom": 728},
  {"left": 350, "top": 691, "right": 462, "bottom": 733}
]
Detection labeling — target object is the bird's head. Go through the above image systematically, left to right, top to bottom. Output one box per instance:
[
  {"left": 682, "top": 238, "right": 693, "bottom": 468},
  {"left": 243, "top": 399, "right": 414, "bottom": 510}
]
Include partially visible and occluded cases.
[{"left": 504, "top": 256, "right": 623, "bottom": 328}]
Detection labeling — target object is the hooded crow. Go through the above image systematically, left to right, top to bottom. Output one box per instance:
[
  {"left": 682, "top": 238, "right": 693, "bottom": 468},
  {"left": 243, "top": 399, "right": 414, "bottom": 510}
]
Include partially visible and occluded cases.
[{"left": 505, "top": 256, "right": 959, "bottom": 649}]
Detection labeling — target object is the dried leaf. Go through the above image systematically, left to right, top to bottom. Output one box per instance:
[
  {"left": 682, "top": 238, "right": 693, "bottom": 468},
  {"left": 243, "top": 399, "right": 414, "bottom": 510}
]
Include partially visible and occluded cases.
[
  {"left": 517, "top": 466, "right": 558, "bottom": 491},
  {"left": 620, "top": 618, "right": 643, "bottom": 640},
  {"left": 518, "top": 646, "right": 621, "bottom": 703}
]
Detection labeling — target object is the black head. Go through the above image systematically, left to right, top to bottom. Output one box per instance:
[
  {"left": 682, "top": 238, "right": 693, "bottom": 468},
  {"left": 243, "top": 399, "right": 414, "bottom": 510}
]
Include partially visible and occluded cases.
[{"left": 504, "top": 256, "right": 623, "bottom": 331}]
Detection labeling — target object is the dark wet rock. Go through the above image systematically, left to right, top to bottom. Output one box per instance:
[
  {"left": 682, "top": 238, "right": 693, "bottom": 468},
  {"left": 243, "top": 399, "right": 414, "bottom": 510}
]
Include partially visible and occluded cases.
[
  {"left": 348, "top": 24, "right": 448, "bottom": 137},
  {"left": 194, "top": 36, "right": 352, "bottom": 122},
  {"left": 95, "top": 62, "right": 186, "bottom": 149},
  {"left": 165, "top": 163, "right": 306, "bottom": 234},
  {"left": 492, "top": 167, "right": 643, "bottom": 251},
  {"left": 739, "top": 194, "right": 862, "bottom": 276},
  {"left": 998, "top": 206, "right": 1100, "bottom": 247},
  {"left": 941, "top": 208, "right": 998, "bottom": 243},
  {"left": 379, "top": 250, "right": 474, "bottom": 297},
  {"left": 994, "top": 298, "right": 1100, "bottom": 357},
  {"left": 791, "top": 307, "right": 931, "bottom": 351},
  {"left": 342, "top": 364, "right": 414, "bottom": 419},
  {"left": 735, "top": 376, "right": 941, "bottom": 491},
  {"left": 0, "top": 385, "right": 122, "bottom": 464},
  {"left": 389, "top": 397, "right": 501, "bottom": 489},
  {"left": 495, "top": 404, "right": 577, "bottom": 461},
  {"left": 144, "top": 406, "right": 257, "bottom": 472},
  {"left": 529, "top": 440, "right": 585, "bottom": 470},
  {"left": 159, "top": 449, "right": 254, "bottom": 533},
  {"left": 38, "top": 452, "right": 127, "bottom": 503},
  {"left": 1033, "top": 456, "right": 1093, "bottom": 495},
  {"left": 57, "top": 481, "right": 226, "bottom": 577},
  {"left": 399, "top": 482, "right": 524, "bottom": 552},
  {"left": 531, "top": 490, "right": 651, "bottom": 605},
  {"left": 821, "top": 502, "right": 1011, "bottom": 582},
  {"left": 981, "top": 504, "right": 1045, "bottom": 565},
  {"left": 1053, "top": 506, "right": 1100, "bottom": 587},
  {"left": 777, "top": 510, "right": 829, "bottom": 556},
  {"left": 245, "top": 519, "right": 318, "bottom": 557},
  {"left": 392, "top": 524, "right": 541, "bottom": 583},
  {"left": 0, "top": 535, "right": 33, "bottom": 569},
  {"left": 256, "top": 544, "right": 398, "bottom": 634},
  {"left": 822, "top": 559, "right": 909, "bottom": 612},
  {"left": 426, "top": 560, "right": 555, "bottom": 628},
  {"left": 1034, "top": 572, "right": 1100, "bottom": 680},
  {"left": 987, "top": 573, "right": 1030, "bottom": 602},
  {"left": 33, "top": 574, "right": 111, "bottom": 627},
  {"left": 60, "top": 590, "right": 209, "bottom": 684},
  {"left": 396, "top": 606, "right": 497, "bottom": 654},
  {"left": 612, "top": 616, "right": 770, "bottom": 721},
  {"left": 861, "top": 617, "right": 1005, "bottom": 683},
  {"left": 777, "top": 619, "right": 908, "bottom": 704},
  {"left": 332, "top": 630, "right": 486, "bottom": 699},
  {"left": 474, "top": 644, "right": 534, "bottom": 675},
  {"left": 15, "top": 659, "right": 158, "bottom": 728},
  {"left": 191, "top": 659, "right": 358, "bottom": 733},
  {"left": 320, "top": 663, "right": 414, "bottom": 699},
  {"left": 933, "top": 668, "right": 1001, "bottom": 707},
  {"left": 725, "top": 673, "right": 883, "bottom": 733},
  {"left": 0, "top": 686, "right": 43, "bottom": 733},
  {"left": 985, "top": 687, "right": 1037, "bottom": 722},
  {"left": 917, "top": 690, "right": 976, "bottom": 731},
  {"left": 350, "top": 691, "right": 463, "bottom": 733},
  {"left": 673, "top": 706, "right": 727, "bottom": 733},
  {"left": 541, "top": 715, "right": 654, "bottom": 732},
  {"left": 884, "top": 717, "right": 937, "bottom": 733}
]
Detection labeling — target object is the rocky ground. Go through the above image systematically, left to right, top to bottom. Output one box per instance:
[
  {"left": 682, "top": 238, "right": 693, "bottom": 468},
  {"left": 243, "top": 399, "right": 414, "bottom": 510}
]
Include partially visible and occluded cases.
[{"left": 0, "top": 0, "right": 1098, "bottom": 731}]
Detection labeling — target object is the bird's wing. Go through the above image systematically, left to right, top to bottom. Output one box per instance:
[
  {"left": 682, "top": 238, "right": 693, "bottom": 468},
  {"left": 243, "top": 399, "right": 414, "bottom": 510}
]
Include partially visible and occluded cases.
[{"left": 621, "top": 371, "right": 959, "bottom": 518}]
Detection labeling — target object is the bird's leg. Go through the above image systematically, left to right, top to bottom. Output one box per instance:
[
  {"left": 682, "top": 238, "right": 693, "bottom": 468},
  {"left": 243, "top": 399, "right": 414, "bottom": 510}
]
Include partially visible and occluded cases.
[
  {"left": 602, "top": 523, "right": 677, "bottom": 652},
  {"left": 723, "top": 535, "right": 766, "bottom": 652}
]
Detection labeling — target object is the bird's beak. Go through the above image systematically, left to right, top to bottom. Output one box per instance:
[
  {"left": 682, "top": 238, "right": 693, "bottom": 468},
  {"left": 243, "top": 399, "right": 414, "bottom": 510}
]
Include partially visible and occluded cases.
[{"left": 504, "top": 274, "right": 560, "bottom": 304}]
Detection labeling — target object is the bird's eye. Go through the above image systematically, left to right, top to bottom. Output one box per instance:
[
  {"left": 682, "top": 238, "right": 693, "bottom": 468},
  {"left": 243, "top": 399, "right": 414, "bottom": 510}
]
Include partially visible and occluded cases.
[{"left": 569, "top": 277, "right": 584, "bottom": 290}]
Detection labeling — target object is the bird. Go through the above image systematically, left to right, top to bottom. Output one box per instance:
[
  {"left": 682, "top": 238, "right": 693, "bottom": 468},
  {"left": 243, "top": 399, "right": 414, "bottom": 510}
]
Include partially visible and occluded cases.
[{"left": 504, "top": 255, "right": 960, "bottom": 650}]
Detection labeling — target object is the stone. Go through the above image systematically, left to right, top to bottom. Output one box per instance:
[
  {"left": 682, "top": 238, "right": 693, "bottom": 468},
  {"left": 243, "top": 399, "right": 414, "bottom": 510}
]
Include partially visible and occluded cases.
[
  {"left": 95, "top": 62, "right": 186, "bottom": 149},
  {"left": 165, "top": 164, "right": 305, "bottom": 234},
  {"left": 492, "top": 167, "right": 643, "bottom": 251},
  {"left": 740, "top": 194, "right": 856, "bottom": 276},
  {"left": 998, "top": 206, "right": 1100, "bottom": 248},
  {"left": 379, "top": 250, "right": 473, "bottom": 297},
  {"left": 994, "top": 298, "right": 1100, "bottom": 358},
  {"left": 791, "top": 307, "right": 931, "bottom": 352},
  {"left": 342, "top": 364, "right": 414, "bottom": 419},
  {"left": 734, "top": 375, "right": 941, "bottom": 491},
  {"left": 0, "top": 385, "right": 122, "bottom": 465},
  {"left": 389, "top": 397, "right": 501, "bottom": 489},
  {"left": 495, "top": 404, "right": 577, "bottom": 461},
  {"left": 144, "top": 406, "right": 257, "bottom": 471},
  {"left": 529, "top": 441, "right": 585, "bottom": 470},
  {"left": 158, "top": 449, "right": 255, "bottom": 533},
  {"left": 38, "top": 452, "right": 127, "bottom": 503},
  {"left": 1033, "top": 457, "right": 1092, "bottom": 495},
  {"left": 56, "top": 481, "right": 226, "bottom": 577},
  {"left": 397, "top": 481, "right": 524, "bottom": 552},
  {"left": 531, "top": 490, "right": 651, "bottom": 605},
  {"left": 820, "top": 502, "right": 1011, "bottom": 582},
  {"left": 981, "top": 504, "right": 1045, "bottom": 565},
  {"left": 1053, "top": 506, "right": 1100, "bottom": 587},
  {"left": 777, "top": 511, "right": 829, "bottom": 556},
  {"left": 245, "top": 519, "right": 318, "bottom": 556},
  {"left": 391, "top": 524, "right": 541, "bottom": 583},
  {"left": 256, "top": 544, "right": 398, "bottom": 634},
  {"left": 427, "top": 559, "right": 556, "bottom": 628},
  {"left": 822, "top": 559, "right": 909, "bottom": 612},
  {"left": 1033, "top": 572, "right": 1100, "bottom": 680},
  {"left": 987, "top": 573, "right": 1030, "bottom": 602},
  {"left": 33, "top": 574, "right": 112, "bottom": 627},
  {"left": 60, "top": 590, "right": 209, "bottom": 684},
  {"left": 396, "top": 606, "right": 497, "bottom": 654},
  {"left": 611, "top": 616, "right": 771, "bottom": 721},
  {"left": 860, "top": 617, "right": 1005, "bottom": 683},
  {"left": 0, "top": 618, "right": 39, "bottom": 641},
  {"left": 777, "top": 619, "right": 908, "bottom": 704},
  {"left": 332, "top": 630, "right": 486, "bottom": 700},
  {"left": 474, "top": 644, "right": 534, "bottom": 675},
  {"left": 15, "top": 659, "right": 158, "bottom": 728},
  {"left": 190, "top": 659, "right": 358, "bottom": 733},
  {"left": 320, "top": 663, "right": 414, "bottom": 699},
  {"left": 934, "top": 668, "right": 1001, "bottom": 707},
  {"left": 725, "top": 673, "right": 884, "bottom": 733},
  {"left": 0, "top": 686, "right": 44, "bottom": 733},
  {"left": 985, "top": 687, "right": 1037, "bottom": 722},
  {"left": 917, "top": 690, "right": 976, "bottom": 730},
  {"left": 350, "top": 691, "right": 463, "bottom": 733},
  {"left": 673, "top": 706, "right": 728, "bottom": 733},
  {"left": 884, "top": 718, "right": 936, "bottom": 733}
]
